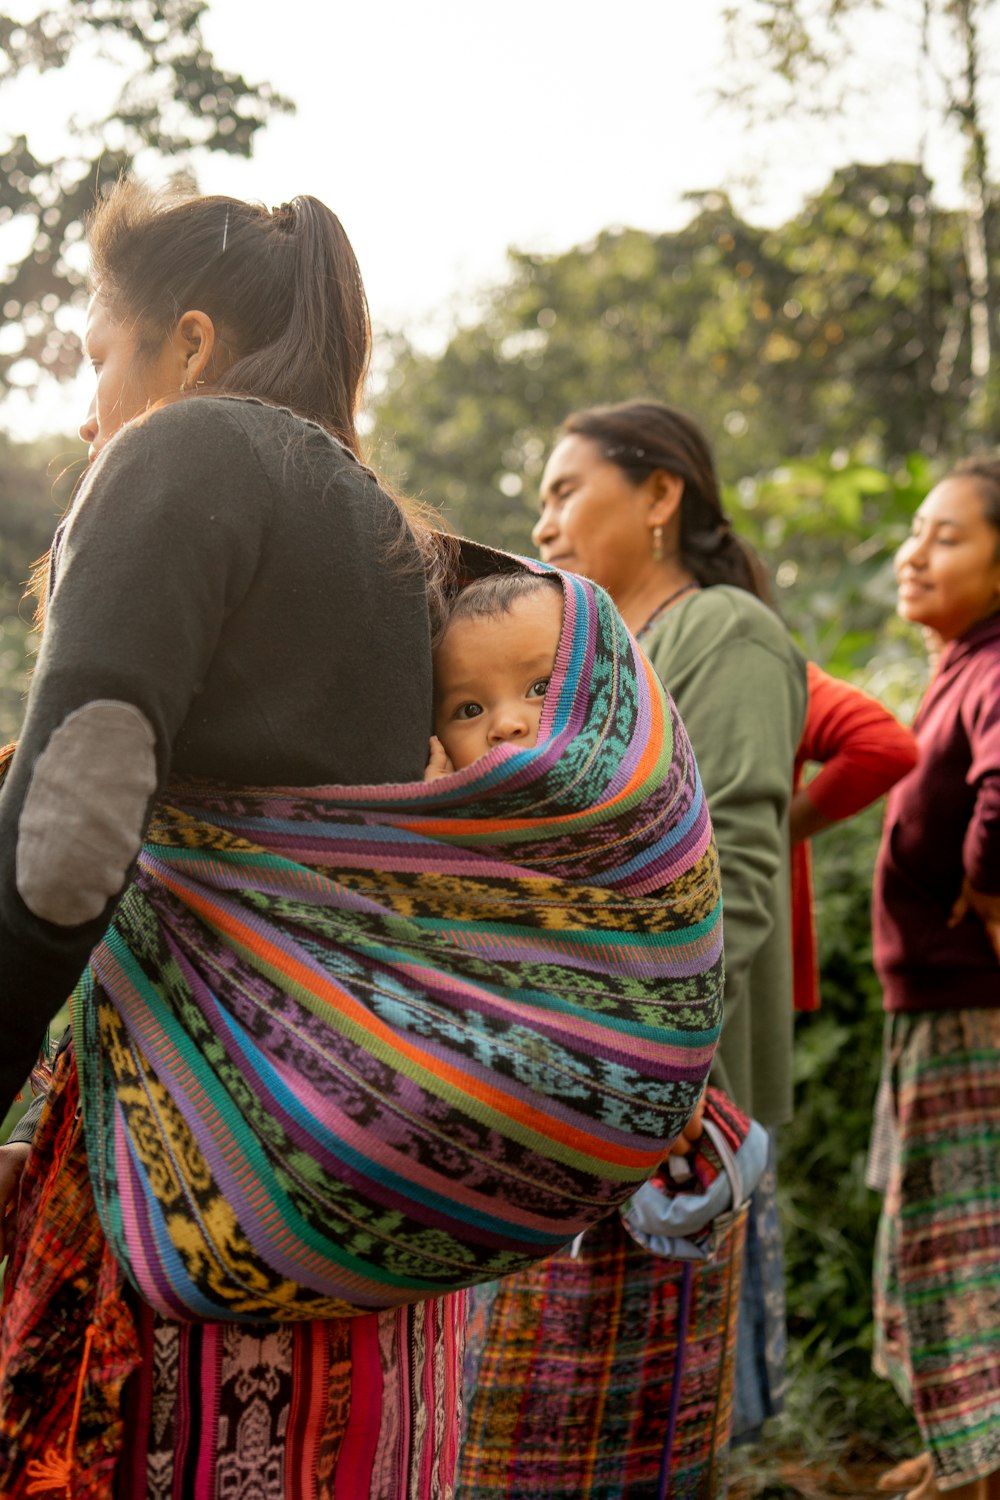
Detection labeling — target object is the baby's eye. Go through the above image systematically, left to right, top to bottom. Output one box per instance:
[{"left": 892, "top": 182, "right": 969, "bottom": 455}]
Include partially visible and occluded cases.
[
  {"left": 528, "top": 678, "right": 550, "bottom": 699},
  {"left": 456, "top": 702, "right": 483, "bottom": 720}
]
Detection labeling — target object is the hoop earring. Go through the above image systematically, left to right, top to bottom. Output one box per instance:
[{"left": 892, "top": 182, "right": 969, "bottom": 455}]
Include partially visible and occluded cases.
[{"left": 651, "top": 524, "right": 665, "bottom": 562}]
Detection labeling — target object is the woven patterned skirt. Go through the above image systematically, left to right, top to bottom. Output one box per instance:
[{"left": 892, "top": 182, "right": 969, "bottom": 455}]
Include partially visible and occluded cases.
[
  {"left": 872, "top": 1007, "right": 1000, "bottom": 1489},
  {"left": 456, "top": 1208, "right": 746, "bottom": 1500},
  {"left": 114, "top": 1291, "right": 466, "bottom": 1500}
]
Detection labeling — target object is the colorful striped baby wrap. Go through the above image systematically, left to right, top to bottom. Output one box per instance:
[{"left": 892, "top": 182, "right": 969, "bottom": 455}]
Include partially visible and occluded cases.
[{"left": 71, "top": 567, "right": 723, "bottom": 1321}]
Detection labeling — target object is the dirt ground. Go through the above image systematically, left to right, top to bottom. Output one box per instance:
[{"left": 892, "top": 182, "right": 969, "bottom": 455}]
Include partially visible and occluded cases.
[{"left": 728, "top": 1450, "right": 900, "bottom": 1498}]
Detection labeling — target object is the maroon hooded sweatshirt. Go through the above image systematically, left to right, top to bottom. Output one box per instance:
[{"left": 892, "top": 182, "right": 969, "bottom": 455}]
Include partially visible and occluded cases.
[{"left": 873, "top": 611, "right": 1000, "bottom": 1010}]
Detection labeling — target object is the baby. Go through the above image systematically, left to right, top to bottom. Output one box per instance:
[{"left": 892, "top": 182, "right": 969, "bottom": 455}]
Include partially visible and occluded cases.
[{"left": 426, "top": 572, "right": 564, "bottom": 780}]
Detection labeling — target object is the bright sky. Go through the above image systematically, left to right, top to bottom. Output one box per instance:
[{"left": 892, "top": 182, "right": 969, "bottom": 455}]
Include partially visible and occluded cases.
[{"left": 4, "top": 0, "right": 998, "bottom": 438}]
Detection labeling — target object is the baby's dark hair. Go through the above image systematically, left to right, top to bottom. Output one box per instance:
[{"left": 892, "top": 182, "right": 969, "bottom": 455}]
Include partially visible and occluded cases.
[{"left": 436, "top": 571, "right": 563, "bottom": 645}]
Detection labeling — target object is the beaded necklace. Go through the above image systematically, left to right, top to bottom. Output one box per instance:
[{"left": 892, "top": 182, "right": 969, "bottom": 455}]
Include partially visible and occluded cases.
[{"left": 636, "top": 581, "right": 700, "bottom": 640}]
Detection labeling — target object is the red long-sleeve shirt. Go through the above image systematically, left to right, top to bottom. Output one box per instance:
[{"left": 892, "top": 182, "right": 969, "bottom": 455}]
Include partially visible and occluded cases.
[{"left": 793, "top": 662, "right": 919, "bottom": 1012}]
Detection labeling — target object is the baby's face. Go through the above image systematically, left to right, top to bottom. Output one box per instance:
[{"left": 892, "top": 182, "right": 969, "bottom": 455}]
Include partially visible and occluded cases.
[{"left": 434, "top": 589, "right": 563, "bottom": 771}]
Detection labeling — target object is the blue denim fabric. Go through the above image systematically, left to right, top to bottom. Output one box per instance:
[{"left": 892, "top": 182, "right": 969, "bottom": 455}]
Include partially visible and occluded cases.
[{"left": 730, "top": 1129, "right": 788, "bottom": 1443}]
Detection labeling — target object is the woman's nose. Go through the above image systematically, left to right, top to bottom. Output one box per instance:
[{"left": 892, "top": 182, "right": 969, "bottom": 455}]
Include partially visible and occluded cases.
[
  {"left": 79, "top": 399, "right": 97, "bottom": 447},
  {"left": 532, "top": 504, "right": 557, "bottom": 551},
  {"left": 897, "top": 534, "right": 927, "bottom": 571}
]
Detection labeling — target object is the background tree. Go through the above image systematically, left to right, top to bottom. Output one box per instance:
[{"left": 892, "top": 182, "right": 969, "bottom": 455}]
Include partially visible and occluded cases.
[
  {"left": 0, "top": 0, "right": 291, "bottom": 395},
  {"left": 720, "top": 0, "right": 1000, "bottom": 439},
  {"left": 371, "top": 160, "right": 975, "bottom": 566}
]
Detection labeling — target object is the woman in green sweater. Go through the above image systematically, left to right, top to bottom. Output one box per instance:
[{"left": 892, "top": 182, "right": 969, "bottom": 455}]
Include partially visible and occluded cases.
[
  {"left": 457, "top": 400, "right": 806, "bottom": 1498},
  {"left": 534, "top": 401, "right": 806, "bottom": 1131}
]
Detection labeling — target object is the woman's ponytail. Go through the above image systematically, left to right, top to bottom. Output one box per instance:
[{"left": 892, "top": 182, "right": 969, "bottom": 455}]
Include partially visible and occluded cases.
[
  {"left": 213, "top": 196, "right": 370, "bottom": 454},
  {"left": 680, "top": 514, "right": 774, "bottom": 605}
]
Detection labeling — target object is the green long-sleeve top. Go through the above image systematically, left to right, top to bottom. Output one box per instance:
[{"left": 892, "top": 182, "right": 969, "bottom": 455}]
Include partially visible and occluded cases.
[{"left": 643, "top": 586, "right": 807, "bottom": 1127}]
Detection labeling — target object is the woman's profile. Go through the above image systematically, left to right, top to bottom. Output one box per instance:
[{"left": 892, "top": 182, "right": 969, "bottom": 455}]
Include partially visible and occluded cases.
[{"left": 871, "top": 459, "right": 1000, "bottom": 1500}]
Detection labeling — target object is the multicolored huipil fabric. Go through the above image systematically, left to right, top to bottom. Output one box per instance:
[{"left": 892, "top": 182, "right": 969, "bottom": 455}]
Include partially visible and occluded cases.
[
  {"left": 70, "top": 569, "right": 722, "bottom": 1324},
  {"left": 0, "top": 1054, "right": 469, "bottom": 1499},
  {"left": 0, "top": 1055, "right": 140, "bottom": 1500}
]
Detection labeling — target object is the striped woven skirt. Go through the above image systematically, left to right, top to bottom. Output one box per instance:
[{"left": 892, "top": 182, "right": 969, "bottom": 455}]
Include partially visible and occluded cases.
[
  {"left": 871, "top": 1007, "right": 1000, "bottom": 1489},
  {"left": 456, "top": 1209, "right": 746, "bottom": 1500},
  {"left": 115, "top": 1291, "right": 466, "bottom": 1499}
]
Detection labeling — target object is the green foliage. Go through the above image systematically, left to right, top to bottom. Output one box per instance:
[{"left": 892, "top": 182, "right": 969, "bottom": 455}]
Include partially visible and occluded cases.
[
  {"left": 0, "top": 0, "right": 293, "bottom": 393},
  {"left": 371, "top": 163, "right": 984, "bottom": 555},
  {"left": 0, "top": 430, "right": 80, "bottom": 742},
  {"left": 732, "top": 446, "right": 934, "bottom": 685},
  {"left": 0, "top": 1097, "right": 29, "bottom": 1147}
]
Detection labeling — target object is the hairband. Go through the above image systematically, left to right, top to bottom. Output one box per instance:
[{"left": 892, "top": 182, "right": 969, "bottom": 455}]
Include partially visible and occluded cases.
[{"left": 603, "top": 443, "right": 651, "bottom": 462}]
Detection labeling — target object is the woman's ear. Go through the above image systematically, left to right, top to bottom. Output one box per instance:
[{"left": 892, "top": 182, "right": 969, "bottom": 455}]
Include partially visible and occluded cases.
[
  {"left": 170, "top": 309, "right": 217, "bottom": 390},
  {"left": 645, "top": 470, "right": 685, "bottom": 534}
]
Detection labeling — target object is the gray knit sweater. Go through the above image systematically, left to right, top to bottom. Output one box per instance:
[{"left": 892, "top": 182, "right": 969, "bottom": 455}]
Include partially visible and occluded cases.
[{"left": 0, "top": 397, "right": 433, "bottom": 1112}]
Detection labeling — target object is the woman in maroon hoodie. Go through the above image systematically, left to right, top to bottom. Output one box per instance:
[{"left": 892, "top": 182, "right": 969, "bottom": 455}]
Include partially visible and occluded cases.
[{"left": 871, "top": 458, "right": 1000, "bottom": 1500}]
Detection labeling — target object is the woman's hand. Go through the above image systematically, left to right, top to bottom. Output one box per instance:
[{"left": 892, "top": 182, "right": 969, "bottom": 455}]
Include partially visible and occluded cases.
[
  {"left": 423, "top": 736, "right": 455, "bottom": 782},
  {"left": 789, "top": 787, "right": 835, "bottom": 846},
  {"left": 949, "top": 877, "right": 1000, "bottom": 964},
  {"left": 667, "top": 1089, "right": 707, "bottom": 1158},
  {"left": 0, "top": 1141, "right": 30, "bottom": 1261}
]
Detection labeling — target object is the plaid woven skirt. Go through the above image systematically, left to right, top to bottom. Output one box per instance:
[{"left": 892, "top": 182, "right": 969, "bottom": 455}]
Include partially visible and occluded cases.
[
  {"left": 871, "top": 1007, "right": 1000, "bottom": 1489},
  {"left": 457, "top": 1208, "right": 747, "bottom": 1500}
]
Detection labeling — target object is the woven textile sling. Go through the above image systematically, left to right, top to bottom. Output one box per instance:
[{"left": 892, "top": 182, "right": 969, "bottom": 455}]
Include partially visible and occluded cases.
[{"left": 50, "top": 567, "right": 724, "bottom": 1322}]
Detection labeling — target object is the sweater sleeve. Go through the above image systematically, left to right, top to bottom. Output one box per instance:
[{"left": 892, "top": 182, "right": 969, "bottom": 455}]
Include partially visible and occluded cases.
[
  {"left": 0, "top": 402, "right": 266, "bottom": 1113},
  {"left": 648, "top": 630, "right": 802, "bottom": 1037},
  {"left": 962, "top": 657, "right": 1000, "bottom": 894},
  {"left": 798, "top": 662, "right": 919, "bottom": 823}
]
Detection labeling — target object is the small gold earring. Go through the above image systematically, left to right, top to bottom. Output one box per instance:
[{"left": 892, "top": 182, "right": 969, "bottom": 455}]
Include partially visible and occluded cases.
[{"left": 652, "top": 524, "right": 664, "bottom": 562}]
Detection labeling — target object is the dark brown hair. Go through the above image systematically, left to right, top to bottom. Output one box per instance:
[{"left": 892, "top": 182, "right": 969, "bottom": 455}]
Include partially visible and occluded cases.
[
  {"left": 87, "top": 180, "right": 370, "bottom": 454},
  {"left": 88, "top": 180, "right": 371, "bottom": 450},
  {"left": 30, "top": 181, "right": 455, "bottom": 630},
  {"left": 560, "top": 399, "right": 773, "bottom": 604},
  {"left": 951, "top": 456, "right": 1000, "bottom": 553},
  {"left": 437, "top": 571, "right": 562, "bottom": 645}
]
